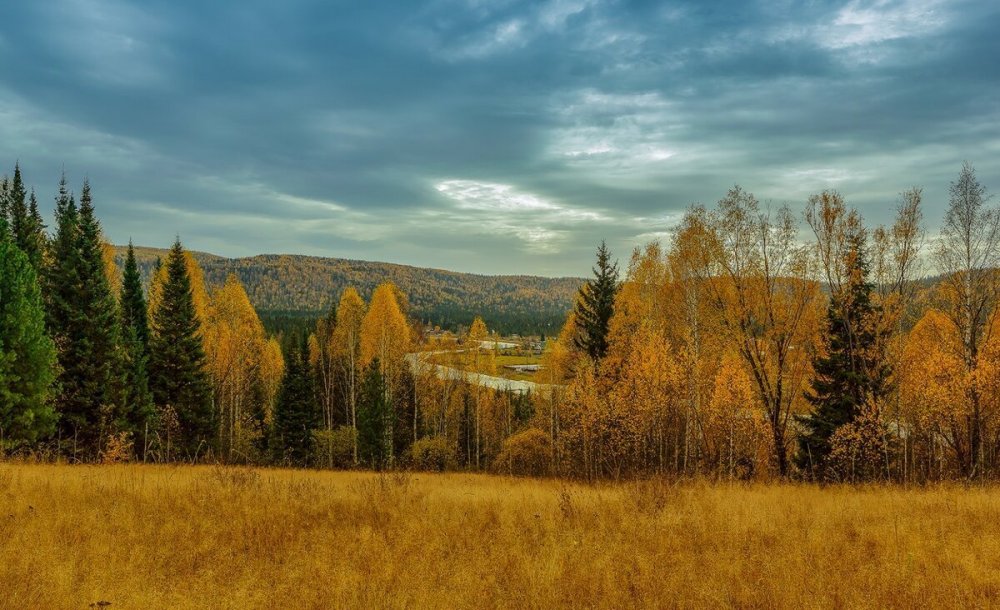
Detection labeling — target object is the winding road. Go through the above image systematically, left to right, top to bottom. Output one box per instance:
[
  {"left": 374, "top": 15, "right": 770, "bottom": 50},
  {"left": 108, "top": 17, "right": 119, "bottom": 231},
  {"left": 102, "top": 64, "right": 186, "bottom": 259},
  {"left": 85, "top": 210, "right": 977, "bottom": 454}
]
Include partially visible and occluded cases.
[{"left": 406, "top": 351, "right": 557, "bottom": 395}]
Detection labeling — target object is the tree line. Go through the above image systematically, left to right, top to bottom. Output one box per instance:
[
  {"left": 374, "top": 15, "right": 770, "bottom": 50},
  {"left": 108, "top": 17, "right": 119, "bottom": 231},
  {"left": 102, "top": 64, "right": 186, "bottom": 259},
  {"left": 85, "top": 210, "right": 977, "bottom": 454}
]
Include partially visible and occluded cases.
[{"left": 3, "top": 162, "right": 1000, "bottom": 483}]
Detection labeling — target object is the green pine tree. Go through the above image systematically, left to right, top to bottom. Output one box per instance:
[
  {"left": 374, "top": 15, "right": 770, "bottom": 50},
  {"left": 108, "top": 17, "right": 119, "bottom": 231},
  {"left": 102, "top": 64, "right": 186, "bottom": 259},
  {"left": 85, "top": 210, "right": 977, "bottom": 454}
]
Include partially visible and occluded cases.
[
  {"left": 8, "top": 164, "right": 28, "bottom": 250},
  {"left": 3, "top": 165, "right": 47, "bottom": 272},
  {"left": 0, "top": 176, "right": 9, "bottom": 232},
  {"left": 45, "top": 176, "right": 87, "bottom": 455},
  {"left": 75, "top": 180, "right": 125, "bottom": 445},
  {"left": 21, "top": 189, "right": 47, "bottom": 272},
  {"left": 0, "top": 227, "right": 57, "bottom": 448},
  {"left": 796, "top": 229, "right": 890, "bottom": 479},
  {"left": 148, "top": 238, "right": 215, "bottom": 461},
  {"left": 574, "top": 240, "right": 619, "bottom": 361},
  {"left": 120, "top": 241, "right": 154, "bottom": 448},
  {"left": 121, "top": 241, "right": 150, "bottom": 350},
  {"left": 272, "top": 335, "right": 319, "bottom": 466},
  {"left": 357, "top": 358, "right": 391, "bottom": 469}
]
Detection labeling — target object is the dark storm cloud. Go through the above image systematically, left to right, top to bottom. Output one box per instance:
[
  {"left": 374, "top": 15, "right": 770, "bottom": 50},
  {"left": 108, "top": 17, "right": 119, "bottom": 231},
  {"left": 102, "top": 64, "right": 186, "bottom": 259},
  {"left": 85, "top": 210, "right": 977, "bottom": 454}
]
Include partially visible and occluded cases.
[{"left": 1, "top": 0, "right": 998, "bottom": 275}]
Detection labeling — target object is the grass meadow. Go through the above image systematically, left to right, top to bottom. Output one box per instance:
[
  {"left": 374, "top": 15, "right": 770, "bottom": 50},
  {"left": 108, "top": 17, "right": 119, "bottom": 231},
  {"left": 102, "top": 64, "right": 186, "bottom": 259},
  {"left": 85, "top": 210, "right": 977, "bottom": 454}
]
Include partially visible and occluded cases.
[{"left": 2, "top": 463, "right": 999, "bottom": 608}]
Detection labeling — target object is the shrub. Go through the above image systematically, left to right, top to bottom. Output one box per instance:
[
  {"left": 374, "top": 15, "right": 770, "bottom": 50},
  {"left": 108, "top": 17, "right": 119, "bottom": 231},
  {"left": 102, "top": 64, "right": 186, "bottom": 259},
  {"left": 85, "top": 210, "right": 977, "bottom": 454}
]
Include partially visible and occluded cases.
[
  {"left": 312, "top": 426, "right": 357, "bottom": 469},
  {"left": 495, "top": 428, "right": 552, "bottom": 477},
  {"left": 100, "top": 432, "right": 134, "bottom": 464},
  {"left": 408, "top": 437, "right": 458, "bottom": 472}
]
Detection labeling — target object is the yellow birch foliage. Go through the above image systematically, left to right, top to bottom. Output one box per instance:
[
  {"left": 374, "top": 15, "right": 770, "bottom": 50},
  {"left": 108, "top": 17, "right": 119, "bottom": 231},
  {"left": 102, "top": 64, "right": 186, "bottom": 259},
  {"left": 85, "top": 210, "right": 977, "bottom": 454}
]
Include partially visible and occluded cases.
[
  {"left": 101, "top": 239, "right": 121, "bottom": 297},
  {"left": 602, "top": 243, "right": 671, "bottom": 384},
  {"left": 203, "top": 274, "right": 279, "bottom": 459},
  {"left": 360, "top": 282, "right": 410, "bottom": 391},
  {"left": 333, "top": 287, "right": 367, "bottom": 449},
  {"left": 900, "top": 309, "right": 969, "bottom": 471},
  {"left": 542, "top": 311, "right": 580, "bottom": 384},
  {"left": 608, "top": 324, "right": 683, "bottom": 474},
  {"left": 259, "top": 337, "right": 284, "bottom": 426},
  {"left": 704, "top": 354, "right": 769, "bottom": 478}
]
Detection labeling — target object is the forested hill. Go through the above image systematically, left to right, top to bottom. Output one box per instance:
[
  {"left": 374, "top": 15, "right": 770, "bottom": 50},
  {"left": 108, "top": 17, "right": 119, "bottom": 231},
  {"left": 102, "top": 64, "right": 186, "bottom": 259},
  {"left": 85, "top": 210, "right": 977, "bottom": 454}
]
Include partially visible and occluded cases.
[{"left": 115, "top": 246, "right": 582, "bottom": 335}]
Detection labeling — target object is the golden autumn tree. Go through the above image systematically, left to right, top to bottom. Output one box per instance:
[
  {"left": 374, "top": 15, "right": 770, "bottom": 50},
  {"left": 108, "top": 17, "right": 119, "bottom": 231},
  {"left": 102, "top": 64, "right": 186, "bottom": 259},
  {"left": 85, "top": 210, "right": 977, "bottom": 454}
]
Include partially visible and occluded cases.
[
  {"left": 932, "top": 163, "right": 1000, "bottom": 477},
  {"left": 689, "top": 188, "right": 822, "bottom": 476},
  {"left": 869, "top": 188, "right": 925, "bottom": 479},
  {"left": 667, "top": 217, "right": 722, "bottom": 474},
  {"left": 101, "top": 239, "right": 121, "bottom": 298},
  {"left": 601, "top": 242, "right": 669, "bottom": 386},
  {"left": 203, "top": 274, "right": 280, "bottom": 461},
  {"left": 360, "top": 282, "right": 411, "bottom": 459},
  {"left": 332, "top": 287, "right": 367, "bottom": 462},
  {"left": 309, "top": 307, "right": 338, "bottom": 432},
  {"left": 899, "top": 309, "right": 969, "bottom": 478},
  {"left": 535, "top": 311, "right": 580, "bottom": 470},
  {"left": 464, "top": 316, "right": 496, "bottom": 468},
  {"left": 607, "top": 322, "right": 683, "bottom": 476},
  {"left": 259, "top": 337, "right": 284, "bottom": 427},
  {"left": 704, "top": 354, "right": 769, "bottom": 479},
  {"left": 557, "top": 363, "right": 602, "bottom": 479}
]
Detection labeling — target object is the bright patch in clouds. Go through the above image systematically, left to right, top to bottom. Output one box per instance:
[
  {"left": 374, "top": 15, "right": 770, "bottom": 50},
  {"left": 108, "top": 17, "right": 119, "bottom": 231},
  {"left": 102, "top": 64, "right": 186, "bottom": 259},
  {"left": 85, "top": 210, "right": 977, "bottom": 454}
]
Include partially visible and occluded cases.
[
  {"left": 828, "top": 0, "right": 947, "bottom": 48},
  {"left": 549, "top": 90, "right": 681, "bottom": 174},
  {"left": 434, "top": 179, "right": 607, "bottom": 252}
]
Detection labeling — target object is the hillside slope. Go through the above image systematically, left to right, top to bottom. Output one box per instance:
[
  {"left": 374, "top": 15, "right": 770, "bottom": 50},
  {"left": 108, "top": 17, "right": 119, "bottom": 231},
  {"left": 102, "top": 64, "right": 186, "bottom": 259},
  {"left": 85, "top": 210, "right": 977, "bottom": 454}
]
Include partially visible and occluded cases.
[{"left": 115, "top": 246, "right": 582, "bottom": 335}]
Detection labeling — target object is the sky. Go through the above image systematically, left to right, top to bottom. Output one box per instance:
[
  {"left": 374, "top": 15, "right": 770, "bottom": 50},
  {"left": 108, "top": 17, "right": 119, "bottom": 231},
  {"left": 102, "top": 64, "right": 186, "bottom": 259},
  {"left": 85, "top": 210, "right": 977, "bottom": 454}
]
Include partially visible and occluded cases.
[{"left": 1, "top": 0, "right": 998, "bottom": 277}]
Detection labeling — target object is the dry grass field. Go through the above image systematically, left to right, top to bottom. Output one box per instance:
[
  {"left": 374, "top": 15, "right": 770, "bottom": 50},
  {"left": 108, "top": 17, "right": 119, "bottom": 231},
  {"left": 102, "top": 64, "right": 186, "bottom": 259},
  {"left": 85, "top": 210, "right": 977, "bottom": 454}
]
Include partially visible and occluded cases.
[{"left": 2, "top": 464, "right": 1000, "bottom": 609}]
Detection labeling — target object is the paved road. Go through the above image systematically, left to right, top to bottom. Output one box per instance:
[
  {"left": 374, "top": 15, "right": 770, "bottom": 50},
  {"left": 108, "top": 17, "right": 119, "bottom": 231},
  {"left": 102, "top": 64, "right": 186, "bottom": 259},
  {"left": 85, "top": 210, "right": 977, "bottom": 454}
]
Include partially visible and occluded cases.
[{"left": 406, "top": 352, "right": 557, "bottom": 395}]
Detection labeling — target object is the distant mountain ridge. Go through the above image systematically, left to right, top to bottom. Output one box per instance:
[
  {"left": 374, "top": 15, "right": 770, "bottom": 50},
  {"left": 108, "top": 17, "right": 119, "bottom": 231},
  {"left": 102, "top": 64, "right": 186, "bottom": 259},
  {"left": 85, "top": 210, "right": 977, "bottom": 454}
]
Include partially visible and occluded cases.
[{"left": 115, "top": 246, "right": 582, "bottom": 335}]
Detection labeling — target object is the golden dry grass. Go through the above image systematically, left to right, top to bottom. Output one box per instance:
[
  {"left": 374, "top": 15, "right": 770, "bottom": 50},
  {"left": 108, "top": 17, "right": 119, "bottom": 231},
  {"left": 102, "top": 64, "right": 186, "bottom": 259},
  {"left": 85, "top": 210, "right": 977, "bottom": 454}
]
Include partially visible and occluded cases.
[{"left": 2, "top": 464, "right": 1000, "bottom": 609}]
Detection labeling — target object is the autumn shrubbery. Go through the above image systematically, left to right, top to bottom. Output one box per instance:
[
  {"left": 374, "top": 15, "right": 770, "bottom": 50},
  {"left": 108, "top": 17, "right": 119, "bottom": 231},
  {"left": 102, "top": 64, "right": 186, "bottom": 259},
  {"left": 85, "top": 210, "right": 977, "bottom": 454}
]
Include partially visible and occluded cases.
[
  {"left": 312, "top": 426, "right": 357, "bottom": 469},
  {"left": 495, "top": 428, "right": 552, "bottom": 476},
  {"left": 407, "top": 436, "right": 457, "bottom": 471}
]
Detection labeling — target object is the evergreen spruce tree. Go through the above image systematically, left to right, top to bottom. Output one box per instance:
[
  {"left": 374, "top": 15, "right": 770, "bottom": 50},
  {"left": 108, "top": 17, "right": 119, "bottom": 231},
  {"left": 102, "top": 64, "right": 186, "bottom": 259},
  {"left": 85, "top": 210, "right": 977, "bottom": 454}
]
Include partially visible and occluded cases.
[
  {"left": 8, "top": 164, "right": 28, "bottom": 250},
  {"left": 3, "top": 165, "right": 46, "bottom": 272},
  {"left": 0, "top": 176, "right": 9, "bottom": 231},
  {"left": 45, "top": 176, "right": 87, "bottom": 455},
  {"left": 73, "top": 180, "right": 125, "bottom": 446},
  {"left": 21, "top": 190, "right": 47, "bottom": 272},
  {"left": 0, "top": 225, "right": 57, "bottom": 447},
  {"left": 797, "top": 229, "right": 890, "bottom": 478},
  {"left": 148, "top": 239, "right": 215, "bottom": 460},
  {"left": 573, "top": 240, "right": 619, "bottom": 361},
  {"left": 120, "top": 241, "right": 154, "bottom": 446},
  {"left": 121, "top": 241, "right": 150, "bottom": 349},
  {"left": 272, "top": 336, "right": 319, "bottom": 466},
  {"left": 357, "top": 358, "right": 390, "bottom": 469}
]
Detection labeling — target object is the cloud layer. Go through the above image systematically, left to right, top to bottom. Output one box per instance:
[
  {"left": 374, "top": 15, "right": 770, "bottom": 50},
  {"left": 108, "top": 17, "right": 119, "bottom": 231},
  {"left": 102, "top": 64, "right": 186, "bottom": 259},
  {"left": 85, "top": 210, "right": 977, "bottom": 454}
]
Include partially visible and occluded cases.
[{"left": 1, "top": 0, "right": 998, "bottom": 275}]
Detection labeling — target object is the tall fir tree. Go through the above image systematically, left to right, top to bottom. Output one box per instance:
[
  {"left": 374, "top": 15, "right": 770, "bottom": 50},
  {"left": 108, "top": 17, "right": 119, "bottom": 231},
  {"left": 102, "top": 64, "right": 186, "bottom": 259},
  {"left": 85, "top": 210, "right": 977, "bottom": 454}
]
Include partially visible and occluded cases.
[
  {"left": 8, "top": 164, "right": 28, "bottom": 251},
  {"left": 2, "top": 166, "right": 46, "bottom": 271},
  {"left": 45, "top": 175, "right": 87, "bottom": 455},
  {"left": 0, "top": 176, "right": 9, "bottom": 232},
  {"left": 74, "top": 180, "right": 125, "bottom": 446},
  {"left": 20, "top": 190, "right": 47, "bottom": 272},
  {"left": 0, "top": 224, "right": 57, "bottom": 447},
  {"left": 797, "top": 229, "right": 890, "bottom": 478},
  {"left": 148, "top": 238, "right": 215, "bottom": 460},
  {"left": 574, "top": 240, "right": 619, "bottom": 361},
  {"left": 120, "top": 241, "right": 154, "bottom": 446},
  {"left": 121, "top": 241, "right": 150, "bottom": 349},
  {"left": 272, "top": 335, "right": 319, "bottom": 466},
  {"left": 357, "top": 358, "right": 391, "bottom": 469}
]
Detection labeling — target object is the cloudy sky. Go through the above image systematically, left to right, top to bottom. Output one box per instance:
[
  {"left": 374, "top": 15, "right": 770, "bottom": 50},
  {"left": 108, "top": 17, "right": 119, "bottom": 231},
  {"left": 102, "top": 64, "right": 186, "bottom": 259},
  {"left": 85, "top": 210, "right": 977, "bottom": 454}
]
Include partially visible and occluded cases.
[{"left": 1, "top": 0, "right": 998, "bottom": 276}]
